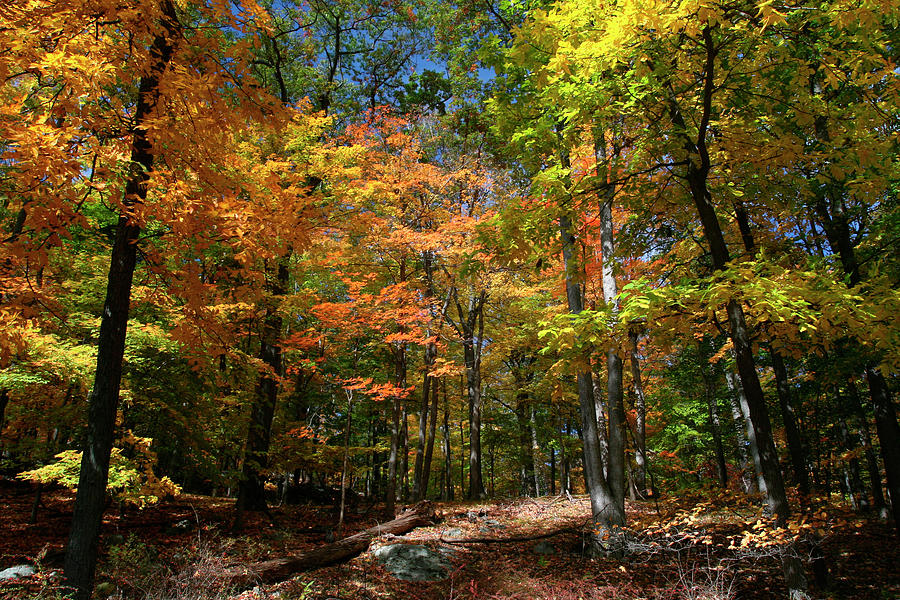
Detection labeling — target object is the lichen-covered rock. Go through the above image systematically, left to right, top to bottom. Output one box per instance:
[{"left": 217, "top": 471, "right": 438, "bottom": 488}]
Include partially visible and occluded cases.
[
  {"left": 373, "top": 544, "right": 453, "bottom": 581},
  {"left": 0, "top": 565, "right": 35, "bottom": 580}
]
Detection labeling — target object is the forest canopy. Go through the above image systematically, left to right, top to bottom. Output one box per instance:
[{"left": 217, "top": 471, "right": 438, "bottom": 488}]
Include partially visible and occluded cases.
[{"left": 0, "top": 0, "right": 898, "bottom": 598}]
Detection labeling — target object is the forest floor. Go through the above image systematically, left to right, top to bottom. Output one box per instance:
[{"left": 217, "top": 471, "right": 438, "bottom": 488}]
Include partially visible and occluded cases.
[{"left": 1, "top": 481, "right": 898, "bottom": 600}]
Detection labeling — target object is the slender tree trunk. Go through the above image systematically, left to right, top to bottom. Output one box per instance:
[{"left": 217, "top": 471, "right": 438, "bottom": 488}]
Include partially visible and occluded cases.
[
  {"left": 64, "top": 7, "right": 178, "bottom": 598},
  {"left": 669, "top": 26, "right": 807, "bottom": 596},
  {"left": 595, "top": 132, "right": 626, "bottom": 514},
  {"left": 559, "top": 211, "right": 623, "bottom": 532},
  {"left": 628, "top": 331, "right": 649, "bottom": 497},
  {"left": 412, "top": 342, "right": 434, "bottom": 501},
  {"left": 385, "top": 344, "right": 405, "bottom": 514},
  {"left": 772, "top": 352, "right": 811, "bottom": 496},
  {"left": 700, "top": 358, "right": 728, "bottom": 488},
  {"left": 865, "top": 367, "right": 900, "bottom": 535},
  {"left": 592, "top": 373, "right": 610, "bottom": 476},
  {"left": 421, "top": 375, "right": 439, "bottom": 500},
  {"left": 442, "top": 381, "right": 452, "bottom": 501},
  {"left": 848, "top": 383, "right": 887, "bottom": 517},
  {"left": 0, "top": 388, "right": 8, "bottom": 458},
  {"left": 337, "top": 392, "right": 353, "bottom": 535},
  {"left": 515, "top": 393, "right": 536, "bottom": 496},
  {"left": 401, "top": 404, "right": 410, "bottom": 500},
  {"left": 530, "top": 407, "right": 542, "bottom": 496},
  {"left": 458, "top": 419, "right": 466, "bottom": 499},
  {"left": 550, "top": 446, "right": 556, "bottom": 496}
]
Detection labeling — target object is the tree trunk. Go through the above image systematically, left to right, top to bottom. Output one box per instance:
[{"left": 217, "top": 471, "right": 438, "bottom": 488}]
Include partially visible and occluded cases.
[
  {"left": 64, "top": 7, "right": 178, "bottom": 598},
  {"left": 669, "top": 26, "right": 806, "bottom": 596},
  {"left": 810, "top": 101, "right": 900, "bottom": 537},
  {"left": 595, "top": 133, "right": 626, "bottom": 514},
  {"left": 559, "top": 211, "right": 623, "bottom": 532},
  {"left": 235, "top": 310, "right": 283, "bottom": 519},
  {"left": 628, "top": 331, "right": 649, "bottom": 497},
  {"left": 412, "top": 342, "right": 434, "bottom": 501},
  {"left": 385, "top": 345, "right": 405, "bottom": 514},
  {"left": 772, "top": 352, "right": 811, "bottom": 497},
  {"left": 700, "top": 358, "right": 728, "bottom": 488},
  {"left": 865, "top": 367, "right": 900, "bottom": 535},
  {"left": 726, "top": 370, "right": 765, "bottom": 495},
  {"left": 592, "top": 373, "right": 610, "bottom": 476},
  {"left": 421, "top": 375, "right": 439, "bottom": 500},
  {"left": 442, "top": 381, "right": 452, "bottom": 501},
  {"left": 848, "top": 383, "right": 887, "bottom": 517},
  {"left": 0, "top": 388, "right": 8, "bottom": 458},
  {"left": 337, "top": 392, "right": 353, "bottom": 534},
  {"left": 515, "top": 393, "right": 536, "bottom": 496},
  {"left": 530, "top": 407, "right": 542, "bottom": 496}
]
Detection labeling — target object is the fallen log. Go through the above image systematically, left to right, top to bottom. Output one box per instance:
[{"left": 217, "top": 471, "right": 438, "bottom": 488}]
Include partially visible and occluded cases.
[{"left": 221, "top": 502, "right": 437, "bottom": 588}]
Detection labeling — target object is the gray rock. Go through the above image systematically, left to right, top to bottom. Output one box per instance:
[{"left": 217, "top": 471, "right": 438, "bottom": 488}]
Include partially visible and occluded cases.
[
  {"left": 443, "top": 527, "right": 464, "bottom": 538},
  {"left": 532, "top": 541, "right": 555, "bottom": 555},
  {"left": 374, "top": 544, "right": 453, "bottom": 582},
  {"left": 0, "top": 565, "right": 35, "bottom": 580}
]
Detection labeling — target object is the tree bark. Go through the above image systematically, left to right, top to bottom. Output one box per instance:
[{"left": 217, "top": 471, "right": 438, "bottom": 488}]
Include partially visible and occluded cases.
[
  {"left": 865, "top": 366, "right": 900, "bottom": 535},
  {"left": 515, "top": 391, "right": 536, "bottom": 496}
]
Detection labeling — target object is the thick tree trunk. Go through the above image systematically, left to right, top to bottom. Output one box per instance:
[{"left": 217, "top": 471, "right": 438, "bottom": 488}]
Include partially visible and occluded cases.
[
  {"left": 63, "top": 7, "right": 178, "bottom": 598},
  {"left": 222, "top": 503, "right": 436, "bottom": 588}
]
